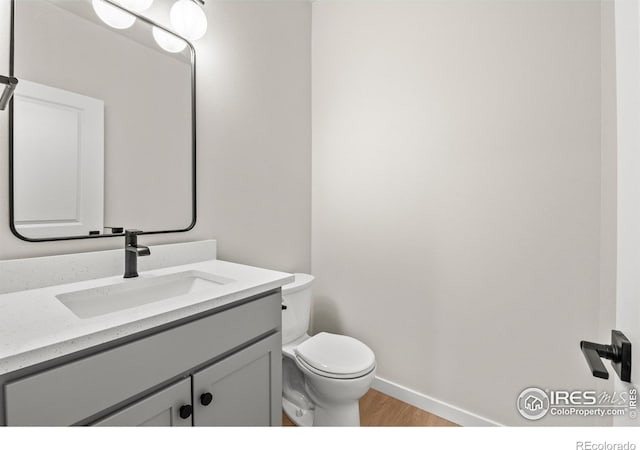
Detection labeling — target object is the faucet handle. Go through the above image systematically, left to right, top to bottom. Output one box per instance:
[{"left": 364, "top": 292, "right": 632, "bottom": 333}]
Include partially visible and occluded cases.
[{"left": 125, "top": 229, "right": 143, "bottom": 237}]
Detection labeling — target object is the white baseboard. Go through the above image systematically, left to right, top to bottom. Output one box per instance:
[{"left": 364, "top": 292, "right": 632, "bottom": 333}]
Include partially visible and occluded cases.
[{"left": 372, "top": 376, "right": 503, "bottom": 427}]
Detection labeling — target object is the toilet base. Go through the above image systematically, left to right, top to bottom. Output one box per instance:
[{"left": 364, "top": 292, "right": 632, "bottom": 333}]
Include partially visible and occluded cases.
[
  {"left": 283, "top": 396, "right": 361, "bottom": 427},
  {"left": 283, "top": 397, "right": 314, "bottom": 427},
  {"left": 312, "top": 401, "right": 361, "bottom": 426}
]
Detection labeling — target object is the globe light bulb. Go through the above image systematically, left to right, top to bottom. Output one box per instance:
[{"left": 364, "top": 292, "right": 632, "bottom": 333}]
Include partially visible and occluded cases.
[
  {"left": 92, "top": 0, "right": 136, "bottom": 29},
  {"left": 120, "top": 0, "right": 154, "bottom": 13},
  {"left": 170, "top": 0, "right": 207, "bottom": 41},
  {"left": 152, "top": 26, "right": 187, "bottom": 53}
]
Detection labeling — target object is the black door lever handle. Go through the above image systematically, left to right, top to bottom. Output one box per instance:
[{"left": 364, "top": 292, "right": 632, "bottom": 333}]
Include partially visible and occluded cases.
[
  {"left": 580, "top": 330, "right": 632, "bottom": 383},
  {"left": 580, "top": 341, "right": 614, "bottom": 379}
]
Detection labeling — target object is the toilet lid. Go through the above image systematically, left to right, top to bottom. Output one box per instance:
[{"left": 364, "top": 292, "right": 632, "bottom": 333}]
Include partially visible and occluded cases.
[{"left": 294, "top": 332, "right": 376, "bottom": 376}]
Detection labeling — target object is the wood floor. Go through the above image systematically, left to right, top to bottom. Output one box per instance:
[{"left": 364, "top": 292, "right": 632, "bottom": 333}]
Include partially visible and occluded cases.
[{"left": 282, "top": 389, "right": 458, "bottom": 427}]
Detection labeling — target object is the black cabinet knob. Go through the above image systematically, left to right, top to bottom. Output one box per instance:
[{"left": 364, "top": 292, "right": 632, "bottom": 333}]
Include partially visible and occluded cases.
[
  {"left": 200, "top": 392, "right": 213, "bottom": 406},
  {"left": 179, "top": 404, "right": 193, "bottom": 419}
]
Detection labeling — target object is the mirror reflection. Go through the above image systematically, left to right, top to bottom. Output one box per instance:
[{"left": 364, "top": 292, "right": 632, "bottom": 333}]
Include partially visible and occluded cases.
[{"left": 11, "top": 0, "right": 195, "bottom": 240}]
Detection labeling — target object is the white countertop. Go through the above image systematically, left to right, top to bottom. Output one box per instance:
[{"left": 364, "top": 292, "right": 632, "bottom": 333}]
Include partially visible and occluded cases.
[{"left": 0, "top": 259, "right": 294, "bottom": 376}]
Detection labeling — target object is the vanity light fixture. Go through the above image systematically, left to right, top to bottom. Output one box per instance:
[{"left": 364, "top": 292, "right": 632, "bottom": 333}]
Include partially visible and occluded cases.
[
  {"left": 91, "top": 0, "right": 206, "bottom": 54},
  {"left": 92, "top": 0, "right": 154, "bottom": 29},
  {"left": 92, "top": 0, "right": 137, "bottom": 29},
  {"left": 123, "top": 0, "right": 154, "bottom": 12},
  {"left": 152, "top": 0, "right": 207, "bottom": 54},
  {"left": 170, "top": 0, "right": 207, "bottom": 41},
  {"left": 152, "top": 26, "right": 187, "bottom": 53},
  {"left": 0, "top": 75, "right": 18, "bottom": 111}
]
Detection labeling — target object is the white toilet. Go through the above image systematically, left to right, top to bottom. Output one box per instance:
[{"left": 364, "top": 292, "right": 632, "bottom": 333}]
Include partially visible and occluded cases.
[{"left": 281, "top": 273, "right": 376, "bottom": 426}]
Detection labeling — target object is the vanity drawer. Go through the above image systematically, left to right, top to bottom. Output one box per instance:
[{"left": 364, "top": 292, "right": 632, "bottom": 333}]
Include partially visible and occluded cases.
[{"left": 4, "top": 292, "right": 281, "bottom": 426}]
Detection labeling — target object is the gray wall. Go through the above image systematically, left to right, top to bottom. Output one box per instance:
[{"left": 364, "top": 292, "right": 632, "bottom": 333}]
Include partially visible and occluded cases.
[
  {"left": 0, "top": 0, "right": 311, "bottom": 274},
  {"left": 311, "top": 0, "right": 615, "bottom": 426}
]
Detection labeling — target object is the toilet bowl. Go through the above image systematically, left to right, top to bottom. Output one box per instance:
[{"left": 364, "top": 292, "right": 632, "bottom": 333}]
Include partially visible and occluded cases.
[{"left": 281, "top": 274, "right": 376, "bottom": 426}]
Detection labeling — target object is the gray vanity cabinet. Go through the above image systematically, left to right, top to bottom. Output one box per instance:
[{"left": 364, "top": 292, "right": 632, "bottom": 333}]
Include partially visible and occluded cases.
[
  {"left": 1, "top": 292, "right": 283, "bottom": 427},
  {"left": 93, "top": 333, "right": 282, "bottom": 427},
  {"left": 193, "top": 333, "right": 281, "bottom": 426},
  {"left": 93, "top": 379, "right": 192, "bottom": 427}
]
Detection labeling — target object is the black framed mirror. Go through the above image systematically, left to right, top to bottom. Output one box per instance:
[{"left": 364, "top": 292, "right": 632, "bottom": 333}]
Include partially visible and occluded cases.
[{"left": 8, "top": 0, "right": 196, "bottom": 242}]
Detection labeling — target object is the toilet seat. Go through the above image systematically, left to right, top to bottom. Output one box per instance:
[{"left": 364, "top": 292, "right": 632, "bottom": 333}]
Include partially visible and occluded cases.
[
  {"left": 294, "top": 332, "right": 376, "bottom": 379},
  {"left": 296, "top": 355, "right": 376, "bottom": 379}
]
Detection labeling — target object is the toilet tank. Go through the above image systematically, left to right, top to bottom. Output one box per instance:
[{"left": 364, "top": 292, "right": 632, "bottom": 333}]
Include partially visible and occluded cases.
[{"left": 281, "top": 273, "right": 314, "bottom": 344}]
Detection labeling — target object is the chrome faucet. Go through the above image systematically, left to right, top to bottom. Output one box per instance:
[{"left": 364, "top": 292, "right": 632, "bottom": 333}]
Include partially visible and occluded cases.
[{"left": 124, "top": 229, "right": 150, "bottom": 278}]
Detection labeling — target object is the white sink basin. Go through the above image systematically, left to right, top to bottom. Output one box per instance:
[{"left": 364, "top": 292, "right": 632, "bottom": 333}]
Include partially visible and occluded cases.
[{"left": 56, "top": 270, "right": 234, "bottom": 319}]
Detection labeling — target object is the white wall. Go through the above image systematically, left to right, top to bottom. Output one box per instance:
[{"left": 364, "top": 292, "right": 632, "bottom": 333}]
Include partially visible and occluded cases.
[
  {"left": 0, "top": 0, "right": 311, "bottom": 274},
  {"left": 312, "top": 0, "right": 614, "bottom": 426}
]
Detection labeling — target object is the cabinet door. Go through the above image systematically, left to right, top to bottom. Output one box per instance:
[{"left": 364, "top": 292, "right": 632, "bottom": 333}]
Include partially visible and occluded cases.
[
  {"left": 193, "top": 333, "right": 282, "bottom": 426},
  {"left": 93, "top": 378, "right": 192, "bottom": 427}
]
